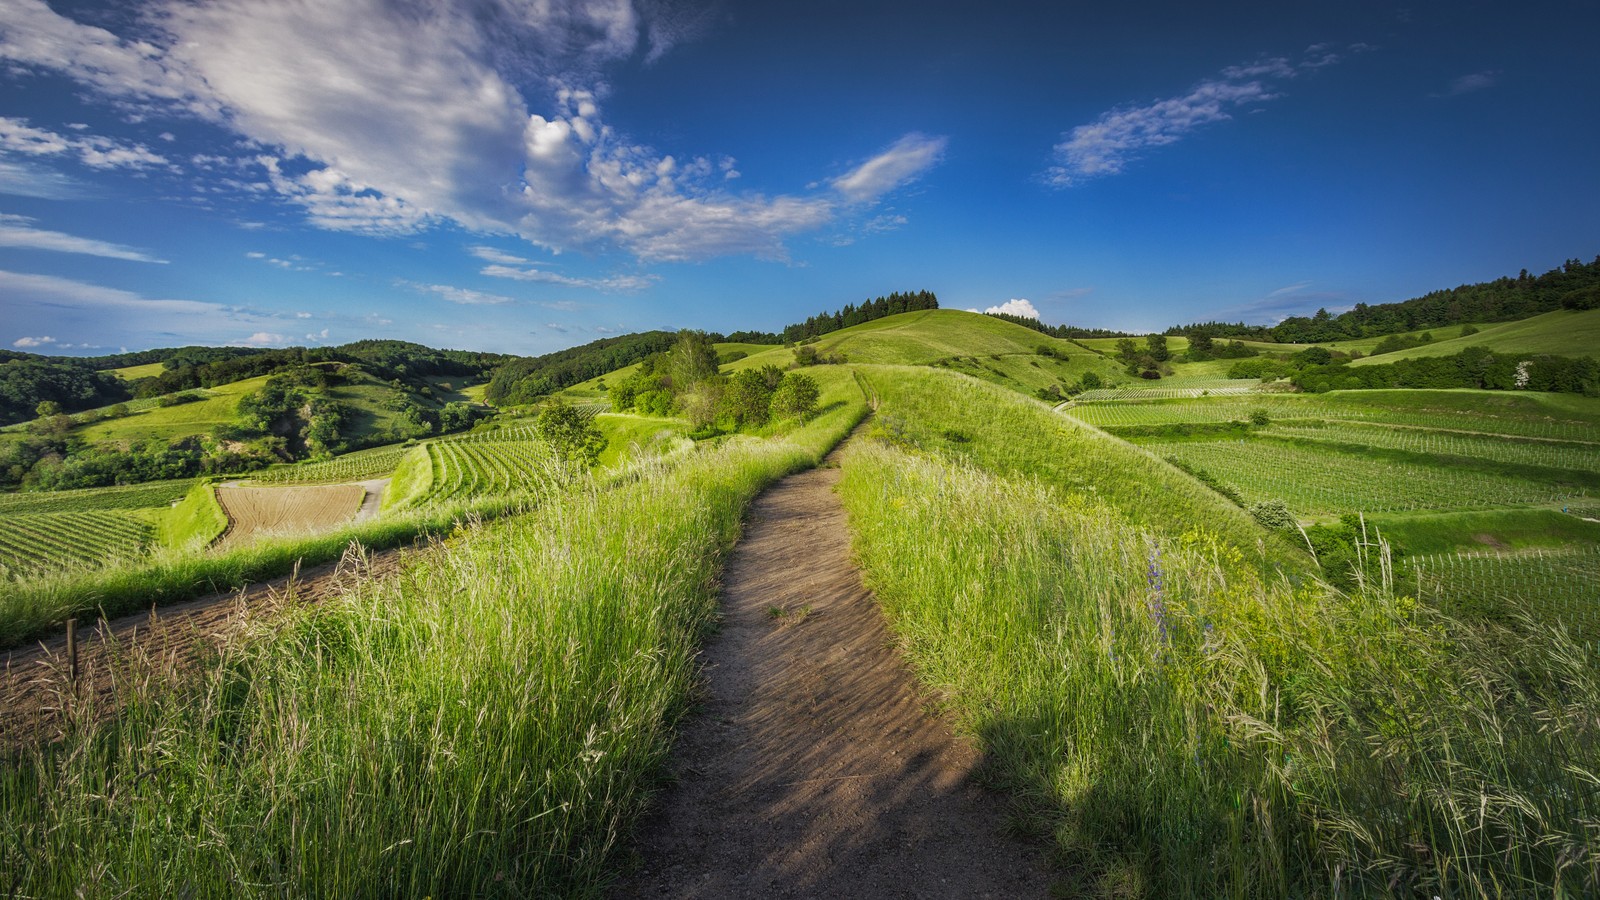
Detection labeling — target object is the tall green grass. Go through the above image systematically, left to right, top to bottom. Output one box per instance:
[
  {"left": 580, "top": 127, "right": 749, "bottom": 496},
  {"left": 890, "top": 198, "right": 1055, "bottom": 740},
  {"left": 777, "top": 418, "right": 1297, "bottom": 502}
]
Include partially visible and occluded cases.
[
  {"left": 856, "top": 365, "right": 1306, "bottom": 571},
  {"left": 0, "top": 378, "right": 867, "bottom": 896},
  {"left": 838, "top": 403, "right": 1599, "bottom": 895},
  {"left": 155, "top": 479, "right": 228, "bottom": 550}
]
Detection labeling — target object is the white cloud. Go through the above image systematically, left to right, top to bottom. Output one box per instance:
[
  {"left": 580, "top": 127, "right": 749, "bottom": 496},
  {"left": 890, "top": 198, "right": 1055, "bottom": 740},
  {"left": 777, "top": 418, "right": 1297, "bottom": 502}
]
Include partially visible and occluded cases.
[
  {"left": 0, "top": 1, "right": 928, "bottom": 262},
  {"left": 1047, "top": 48, "right": 1350, "bottom": 187},
  {"left": 0, "top": 116, "right": 169, "bottom": 170},
  {"left": 832, "top": 134, "right": 947, "bottom": 203},
  {"left": 0, "top": 158, "right": 81, "bottom": 198},
  {"left": 0, "top": 213, "right": 167, "bottom": 262},
  {"left": 468, "top": 245, "right": 533, "bottom": 265},
  {"left": 480, "top": 263, "right": 657, "bottom": 292},
  {"left": 0, "top": 269, "right": 219, "bottom": 315},
  {"left": 403, "top": 281, "right": 518, "bottom": 306},
  {"left": 982, "top": 299, "right": 1041, "bottom": 319},
  {"left": 239, "top": 331, "right": 289, "bottom": 346},
  {"left": 12, "top": 335, "right": 54, "bottom": 348}
]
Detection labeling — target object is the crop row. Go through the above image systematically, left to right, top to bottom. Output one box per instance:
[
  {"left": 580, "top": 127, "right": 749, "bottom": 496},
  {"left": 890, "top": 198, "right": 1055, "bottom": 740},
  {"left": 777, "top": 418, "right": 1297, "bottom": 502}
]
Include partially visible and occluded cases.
[
  {"left": 1074, "top": 380, "right": 1262, "bottom": 402},
  {"left": 1068, "top": 395, "right": 1600, "bottom": 439},
  {"left": 1264, "top": 423, "right": 1600, "bottom": 473},
  {"left": 1151, "top": 438, "right": 1585, "bottom": 518},
  {"left": 425, "top": 439, "right": 562, "bottom": 503},
  {"left": 252, "top": 447, "right": 408, "bottom": 484},
  {"left": 0, "top": 479, "right": 195, "bottom": 515},
  {"left": 0, "top": 511, "right": 152, "bottom": 576},
  {"left": 1410, "top": 547, "right": 1600, "bottom": 637}
]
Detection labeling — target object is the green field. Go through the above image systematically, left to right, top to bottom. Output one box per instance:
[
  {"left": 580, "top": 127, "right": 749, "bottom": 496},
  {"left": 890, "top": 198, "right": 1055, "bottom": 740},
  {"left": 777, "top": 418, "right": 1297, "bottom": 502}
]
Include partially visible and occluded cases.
[
  {"left": 1349, "top": 308, "right": 1600, "bottom": 365},
  {"left": 109, "top": 362, "right": 169, "bottom": 380},
  {"left": 78, "top": 376, "right": 272, "bottom": 443},
  {"left": 250, "top": 445, "right": 409, "bottom": 485},
  {"left": 0, "top": 510, "right": 154, "bottom": 575},
  {"left": 1411, "top": 546, "right": 1600, "bottom": 636}
]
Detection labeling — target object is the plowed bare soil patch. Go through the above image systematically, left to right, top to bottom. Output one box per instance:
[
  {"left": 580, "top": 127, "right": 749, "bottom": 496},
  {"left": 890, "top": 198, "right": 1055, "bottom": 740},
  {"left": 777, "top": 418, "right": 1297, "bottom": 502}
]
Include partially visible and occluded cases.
[
  {"left": 611, "top": 463, "right": 1051, "bottom": 898},
  {"left": 215, "top": 483, "right": 366, "bottom": 551}
]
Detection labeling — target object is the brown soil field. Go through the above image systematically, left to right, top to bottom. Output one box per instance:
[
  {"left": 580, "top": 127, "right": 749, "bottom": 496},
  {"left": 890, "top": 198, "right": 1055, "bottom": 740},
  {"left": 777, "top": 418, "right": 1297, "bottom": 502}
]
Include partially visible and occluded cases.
[{"left": 214, "top": 483, "right": 366, "bottom": 551}]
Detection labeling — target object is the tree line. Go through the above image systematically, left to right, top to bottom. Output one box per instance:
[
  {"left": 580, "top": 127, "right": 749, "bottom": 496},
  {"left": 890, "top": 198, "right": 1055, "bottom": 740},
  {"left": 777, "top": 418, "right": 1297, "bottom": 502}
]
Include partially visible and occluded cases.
[{"left": 1168, "top": 255, "right": 1600, "bottom": 344}]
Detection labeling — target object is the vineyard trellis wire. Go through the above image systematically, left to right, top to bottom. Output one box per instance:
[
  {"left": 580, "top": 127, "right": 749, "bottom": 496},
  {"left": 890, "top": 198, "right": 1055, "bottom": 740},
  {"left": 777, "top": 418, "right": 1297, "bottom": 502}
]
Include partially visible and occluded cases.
[
  {"left": 1151, "top": 438, "right": 1587, "bottom": 517},
  {"left": 0, "top": 511, "right": 153, "bottom": 577},
  {"left": 1410, "top": 546, "right": 1600, "bottom": 639}
]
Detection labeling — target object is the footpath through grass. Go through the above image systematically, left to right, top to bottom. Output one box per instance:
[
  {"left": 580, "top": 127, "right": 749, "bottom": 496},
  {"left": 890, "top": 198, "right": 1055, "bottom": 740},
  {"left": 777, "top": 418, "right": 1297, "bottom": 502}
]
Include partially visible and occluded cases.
[
  {"left": 839, "top": 367, "right": 1599, "bottom": 896},
  {"left": 0, "top": 372, "right": 866, "bottom": 897}
]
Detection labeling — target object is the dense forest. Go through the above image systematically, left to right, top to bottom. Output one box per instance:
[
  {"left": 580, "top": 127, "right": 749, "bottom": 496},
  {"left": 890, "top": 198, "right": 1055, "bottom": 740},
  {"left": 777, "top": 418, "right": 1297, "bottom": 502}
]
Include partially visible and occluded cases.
[
  {"left": 1169, "top": 256, "right": 1600, "bottom": 343},
  {"left": 484, "top": 331, "right": 679, "bottom": 406},
  {"left": 0, "top": 341, "right": 509, "bottom": 427}
]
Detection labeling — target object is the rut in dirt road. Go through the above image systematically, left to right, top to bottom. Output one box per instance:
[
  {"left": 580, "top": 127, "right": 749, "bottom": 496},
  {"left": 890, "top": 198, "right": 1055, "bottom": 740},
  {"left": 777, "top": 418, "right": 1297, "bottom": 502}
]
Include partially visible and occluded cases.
[{"left": 612, "top": 461, "right": 1052, "bottom": 898}]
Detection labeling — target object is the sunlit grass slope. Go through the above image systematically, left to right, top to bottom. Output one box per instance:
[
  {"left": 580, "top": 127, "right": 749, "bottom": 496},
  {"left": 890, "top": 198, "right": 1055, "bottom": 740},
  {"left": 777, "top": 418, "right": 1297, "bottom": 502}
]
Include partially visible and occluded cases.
[
  {"left": 1349, "top": 308, "right": 1600, "bottom": 365},
  {"left": 727, "top": 310, "right": 1126, "bottom": 397},
  {"left": 109, "top": 362, "right": 168, "bottom": 380},
  {"left": 855, "top": 365, "right": 1302, "bottom": 569},
  {"left": 839, "top": 367, "right": 1600, "bottom": 896},
  {"left": 0, "top": 370, "right": 867, "bottom": 898}
]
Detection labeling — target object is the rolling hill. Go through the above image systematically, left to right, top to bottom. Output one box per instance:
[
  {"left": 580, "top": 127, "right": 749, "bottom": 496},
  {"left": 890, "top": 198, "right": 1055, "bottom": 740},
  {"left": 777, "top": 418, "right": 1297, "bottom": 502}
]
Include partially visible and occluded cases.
[{"left": 1348, "top": 308, "right": 1600, "bottom": 366}]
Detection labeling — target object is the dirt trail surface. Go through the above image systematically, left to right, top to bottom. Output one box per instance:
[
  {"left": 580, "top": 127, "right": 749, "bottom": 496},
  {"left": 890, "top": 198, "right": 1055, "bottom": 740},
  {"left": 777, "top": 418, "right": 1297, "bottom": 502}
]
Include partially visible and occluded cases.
[
  {"left": 612, "top": 462, "right": 1051, "bottom": 898},
  {"left": 353, "top": 478, "right": 390, "bottom": 522},
  {"left": 214, "top": 483, "right": 365, "bottom": 551},
  {"left": 0, "top": 545, "right": 401, "bottom": 751}
]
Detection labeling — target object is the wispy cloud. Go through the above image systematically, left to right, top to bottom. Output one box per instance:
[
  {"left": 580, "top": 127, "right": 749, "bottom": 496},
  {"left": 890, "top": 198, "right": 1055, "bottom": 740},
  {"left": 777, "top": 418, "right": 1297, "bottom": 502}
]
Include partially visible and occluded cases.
[
  {"left": 0, "top": 1, "right": 933, "bottom": 262},
  {"left": 1047, "top": 47, "right": 1356, "bottom": 187},
  {"left": 1437, "top": 70, "right": 1500, "bottom": 97},
  {"left": 0, "top": 116, "right": 170, "bottom": 170},
  {"left": 831, "top": 133, "right": 948, "bottom": 203},
  {"left": 0, "top": 213, "right": 167, "bottom": 262},
  {"left": 480, "top": 263, "right": 657, "bottom": 293},
  {"left": 401, "top": 280, "right": 518, "bottom": 306}
]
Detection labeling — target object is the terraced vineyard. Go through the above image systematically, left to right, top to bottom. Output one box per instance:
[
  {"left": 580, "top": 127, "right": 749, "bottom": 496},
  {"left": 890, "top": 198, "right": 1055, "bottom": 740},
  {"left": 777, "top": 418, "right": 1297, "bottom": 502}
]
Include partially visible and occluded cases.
[
  {"left": 1073, "top": 378, "right": 1263, "bottom": 402},
  {"left": 1070, "top": 390, "right": 1600, "bottom": 440},
  {"left": 1264, "top": 422, "right": 1600, "bottom": 472},
  {"left": 1150, "top": 438, "right": 1584, "bottom": 518},
  {"left": 424, "top": 440, "right": 562, "bottom": 502},
  {"left": 252, "top": 446, "right": 408, "bottom": 484},
  {"left": 0, "top": 479, "right": 195, "bottom": 514},
  {"left": 0, "top": 511, "right": 153, "bottom": 575},
  {"left": 1411, "top": 547, "right": 1600, "bottom": 637}
]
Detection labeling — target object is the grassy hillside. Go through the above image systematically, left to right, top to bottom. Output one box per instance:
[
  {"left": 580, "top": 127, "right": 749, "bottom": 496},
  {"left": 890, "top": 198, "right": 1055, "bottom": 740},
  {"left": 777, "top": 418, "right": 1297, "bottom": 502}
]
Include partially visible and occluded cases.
[
  {"left": 1349, "top": 308, "right": 1600, "bottom": 366},
  {"left": 729, "top": 310, "right": 1127, "bottom": 398},
  {"left": 110, "top": 362, "right": 168, "bottom": 380},
  {"left": 80, "top": 375, "right": 272, "bottom": 443},
  {"left": 838, "top": 416, "right": 1599, "bottom": 896}
]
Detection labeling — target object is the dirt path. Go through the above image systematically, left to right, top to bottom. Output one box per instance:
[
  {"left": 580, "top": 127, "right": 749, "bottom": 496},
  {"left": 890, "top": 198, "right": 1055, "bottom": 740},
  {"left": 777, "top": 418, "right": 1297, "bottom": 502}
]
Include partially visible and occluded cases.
[
  {"left": 611, "top": 461, "right": 1051, "bottom": 898},
  {"left": 353, "top": 477, "right": 390, "bottom": 523},
  {"left": 0, "top": 544, "right": 402, "bottom": 751}
]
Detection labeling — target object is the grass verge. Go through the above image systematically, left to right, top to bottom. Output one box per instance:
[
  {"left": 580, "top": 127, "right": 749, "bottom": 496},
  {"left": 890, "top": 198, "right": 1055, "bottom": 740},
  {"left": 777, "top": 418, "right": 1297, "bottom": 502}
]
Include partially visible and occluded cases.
[
  {"left": 0, "top": 377, "right": 867, "bottom": 896},
  {"left": 838, "top": 386, "right": 1599, "bottom": 895}
]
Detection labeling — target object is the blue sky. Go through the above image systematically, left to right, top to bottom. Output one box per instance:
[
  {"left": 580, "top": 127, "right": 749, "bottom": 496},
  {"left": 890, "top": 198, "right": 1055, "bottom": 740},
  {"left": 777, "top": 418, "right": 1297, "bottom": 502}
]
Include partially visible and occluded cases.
[{"left": 0, "top": 0, "right": 1596, "bottom": 356}]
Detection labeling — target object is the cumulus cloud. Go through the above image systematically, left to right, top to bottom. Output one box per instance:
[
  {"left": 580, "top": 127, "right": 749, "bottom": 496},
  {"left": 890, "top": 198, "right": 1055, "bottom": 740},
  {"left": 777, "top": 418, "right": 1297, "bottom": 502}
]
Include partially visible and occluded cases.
[
  {"left": 0, "top": 0, "right": 927, "bottom": 261},
  {"left": 1047, "top": 48, "right": 1353, "bottom": 187},
  {"left": 832, "top": 134, "right": 947, "bottom": 203},
  {"left": 0, "top": 213, "right": 166, "bottom": 262},
  {"left": 978, "top": 298, "right": 1041, "bottom": 319},
  {"left": 238, "top": 332, "right": 289, "bottom": 346},
  {"left": 12, "top": 335, "right": 54, "bottom": 348}
]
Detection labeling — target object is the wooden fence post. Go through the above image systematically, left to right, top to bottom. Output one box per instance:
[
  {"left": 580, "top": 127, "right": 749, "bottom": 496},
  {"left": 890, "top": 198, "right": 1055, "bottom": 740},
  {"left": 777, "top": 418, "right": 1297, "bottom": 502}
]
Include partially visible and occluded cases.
[{"left": 66, "top": 616, "right": 79, "bottom": 686}]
